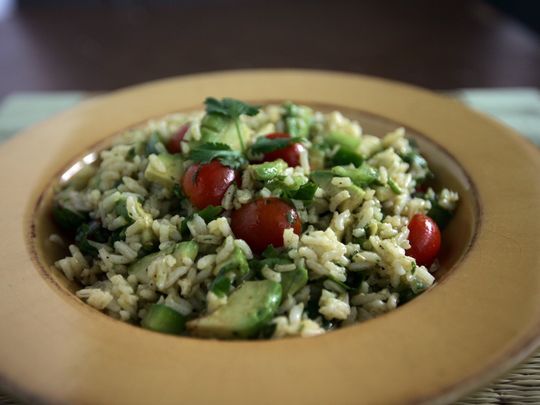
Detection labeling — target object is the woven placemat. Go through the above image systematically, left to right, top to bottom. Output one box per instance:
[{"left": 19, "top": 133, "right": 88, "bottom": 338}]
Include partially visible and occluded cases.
[{"left": 0, "top": 89, "right": 538, "bottom": 404}]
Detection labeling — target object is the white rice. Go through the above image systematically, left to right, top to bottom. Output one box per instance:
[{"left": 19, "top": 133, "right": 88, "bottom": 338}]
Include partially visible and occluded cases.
[{"left": 52, "top": 103, "right": 458, "bottom": 339}]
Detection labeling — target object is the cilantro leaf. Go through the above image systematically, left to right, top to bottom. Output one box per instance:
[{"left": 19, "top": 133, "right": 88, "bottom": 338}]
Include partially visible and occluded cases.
[
  {"left": 204, "top": 97, "right": 260, "bottom": 119},
  {"left": 250, "top": 136, "right": 304, "bottom": 155},
  {"left": 189, "top": 143, "right": 247, "bottom": 169},
  {"left": 287, "top": 181, "right": 318, "bottom": 201},
  {"left": 180, "top": 205, "right": 224, "bottom": 236}
]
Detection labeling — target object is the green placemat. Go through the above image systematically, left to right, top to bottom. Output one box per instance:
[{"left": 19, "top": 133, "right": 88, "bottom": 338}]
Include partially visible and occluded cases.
[{"left": 0, "top": 89, "right": 539, "bottom": 405}]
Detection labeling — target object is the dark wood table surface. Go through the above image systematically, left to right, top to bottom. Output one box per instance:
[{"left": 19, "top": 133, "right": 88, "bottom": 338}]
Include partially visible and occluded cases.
[{"left": 0, "top": 0, "right": 539, "bottom": 99}]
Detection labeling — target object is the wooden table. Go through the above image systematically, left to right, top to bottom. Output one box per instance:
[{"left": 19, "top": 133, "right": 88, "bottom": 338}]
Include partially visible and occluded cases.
[{"left": 0, "top": 0, "right": 539, "bottom": 98}]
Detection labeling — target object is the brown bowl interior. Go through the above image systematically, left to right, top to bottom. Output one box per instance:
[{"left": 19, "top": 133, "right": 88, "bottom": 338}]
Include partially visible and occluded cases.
[{"left": 32, "top": 105, "right": 479, "bottom": 306}]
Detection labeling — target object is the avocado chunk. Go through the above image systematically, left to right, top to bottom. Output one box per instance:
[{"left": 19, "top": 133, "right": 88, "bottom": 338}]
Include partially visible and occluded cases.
[
  {"left": 282, "top": 102, "right": 313, "bottom": 137},
  {"left": 198, "top": 113, "right": 252, "bottom": 151},
  {"left": 326, "top": 131, "right": 361, "bottom": 152},
  {"left": 331, "top": 147, "right": 363, "bottom": 167},
  {"left": 144, "top": 153, "right": 184, "bottom": 189},
  {"left": 251, "top": 159, "right": 287, "bottom": 181},
  {"left": 331, "top": 164, "right": 378, "bottom": 187},
  {"left": 310, "top": 170, "right": 334, "bottom": 188},
  {"left": 341, "top": 184, "right": 366, "bottom": 212},
  {"left": 172, "top": 240, "right": 199, "bottom": 263},
  {"left": 128, "top": 241, "right": 197, "bottom": 283},
  {"left": 210, "top": 246, "right": 250, "bottom": 297},
  {"left": 128, "top": 248, "right": 172, "bottom": 283},
  {"left": 280, "top": 266, "right": 308, "bottom": 297},
  {"left": 187, "top": 280, "right": 282, "bottom": 339},
  {"left": 141, "top": 304, "right": 186, "bottom": 335}
]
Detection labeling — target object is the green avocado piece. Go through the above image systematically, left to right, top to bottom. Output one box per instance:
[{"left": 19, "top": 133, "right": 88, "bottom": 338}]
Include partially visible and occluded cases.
[
  {"left": 198, "top": 113, "right": 252, "bottom": 151},
  {"left": 326, "top": 131, "right": 361, "bottom": 152},
  {"left": 331, "top": 147, "right": 363, "bottom": 167},
  {"left": 144, "top": 153, "right": 184, "bottom": 189},
  {"left": 251, "top": 159, "right": 288, "bottom": 181},
  {"left": 331, "top": 164, "right": 378, "bottom": 187},
  {"left": 310, "top": 170, "right": 334, "bottom": 188},
  {"left": 341, "top": 184, "right": 366, "bottom": 212},
  {"left": 172, "top": 240, "right": 199, "bottom": 264},
  {"left": 128, "top": 241, "right": 196, "bottom": 283},
  {"left": 210, "top": 246, "right": 249, "bottom": 297},
  {"left": 219, "top": 246, "right": 249, "bottom": 278},
  {"left": 128, "top": 248, "right": 171, "bottom": 283},
  {"left": 280, "top": 266, "right": 308, "bottom": 298},
  {"left": 187, "top": 280, "right": 282, "bottom": 339},
  {"left": 141, "top": 304, "right": 186, "bottom": 335}
]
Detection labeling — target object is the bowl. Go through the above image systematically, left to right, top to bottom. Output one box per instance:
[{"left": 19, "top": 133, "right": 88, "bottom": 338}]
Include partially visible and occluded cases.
[{"left": 1, "top": 70, "right": 539, "bottom": 404}]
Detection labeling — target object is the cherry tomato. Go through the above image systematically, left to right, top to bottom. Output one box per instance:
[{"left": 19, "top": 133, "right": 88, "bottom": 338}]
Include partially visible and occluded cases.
[
  {"left": 166, "top": 124, "right": 190, "bottom": 154},
  {"left": 262, "top": 133, "right": 306, "bottom": 167},
  {"left": 182, "top": 160, "right": 237, "bottom": 209},
  {"left": 231, "top": 197, "right": 302, "bottom": 254},
  {"left": 407, "top": 214, "right": 441, "bottom": 267}
]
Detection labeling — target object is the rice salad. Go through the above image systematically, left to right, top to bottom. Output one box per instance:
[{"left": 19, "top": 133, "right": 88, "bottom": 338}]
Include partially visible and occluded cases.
[{"left": 52, "top": 98, "right": 459, "bottom": 339}]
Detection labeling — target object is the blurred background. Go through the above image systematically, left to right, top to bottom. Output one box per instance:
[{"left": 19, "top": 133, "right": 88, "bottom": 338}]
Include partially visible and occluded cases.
[{"left": 0, "top": 0, "right": 539, "bottom": 142}]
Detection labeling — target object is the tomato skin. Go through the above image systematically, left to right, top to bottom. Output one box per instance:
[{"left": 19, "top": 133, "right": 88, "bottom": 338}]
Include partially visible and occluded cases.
[
  {"left": 166, "top": 124, "right": 190, "bottom": 154},
  {"left": 262, "top": 133, "right": 306, "bottom": 167},
  {"left": 182, "top": 160, "right": 237, "bottom": 209},
  {"left": 231, "top": 198, "right": 302, "bottom": 254},
  {"left": 407, "top": 214, "right": 441, "bottom": 267}
]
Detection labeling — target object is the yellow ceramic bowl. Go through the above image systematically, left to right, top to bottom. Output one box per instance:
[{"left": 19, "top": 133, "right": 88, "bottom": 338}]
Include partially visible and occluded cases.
[{"left": 0, "top": 70, "right": 539, "bottom": 404}]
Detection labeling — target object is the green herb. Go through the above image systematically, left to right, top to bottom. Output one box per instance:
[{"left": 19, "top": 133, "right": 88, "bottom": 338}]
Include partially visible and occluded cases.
[
  {"left": 204, "top": 97, "right": 260, "bottom": 152},
  {"left": 205, "top": 97, "right": 260, "bottom": 119},
  {"left": 145, "top": 132, "right": 162, "bottom": 156},
  {"left": 250, "top": 136, "right": 303, "bottom": 155},
  {"left": 189, "top": 142, "right": 247, "bottom": 169},
  {"left": 126, "top": 147, "right": 136, "bottom": 161},
  {"left": 330, "top": 147, "right": 363, "bottom": 167},
  {"left": 401, "top": 149, "right": 433, "bottom": 183},
  {"left": 401, "top": 150, "right": 427, "bottom": 168},
  {"left": 261, "top": 176, "right": 318, "bottom": 203},
  {"left": 388, "top": 178, "right": 402, "bottom": 194},
  {"left": 287, "top": 181, "right": 318, "bottom": 201},
  {"left": 172, "top": 183, "right": 184, "bottom": 199},
  {"left": 427, "top": 199, "right": 453, "bottom": 230},
  {"left": 114, "top": 200, "right": 132, "bottom": 222},
  {"left": 52, "top": 204, "right": 87, "bottom": 231},
  {"left": 180, "top": 205, "right": 224, "bottom": 236},
  {"left": 198, "top": 205, "right": 224, "bottom": 222},
  {"left": 75, "top": 221, "right": 110, "bottom": 256},
  {"left": 110, "top": 227, "right": 127, "bottom": 244},
  {"left": 138, "top": 240, "right": 159, "bottom": 257},
  {"left": 262, "top": 245, "right": 283, "bottom": 259},
  {"left": 250, "top": 247, "right": 291, "bottom": 271},
  {"left": 411, "top": 261, "right": 417, "bottom": 274},
  {"left": 210, "top": 275, "right": 232, "bottom": 297},
  {"left": 411, "top": 279, "right": 426, "bottom": 294},
  {"left": 305, "top": 282, "right": 323, "bottom": 319}
]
